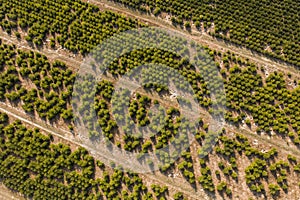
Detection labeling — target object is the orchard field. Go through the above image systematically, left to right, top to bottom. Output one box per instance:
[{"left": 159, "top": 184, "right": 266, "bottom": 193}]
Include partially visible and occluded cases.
[{"left": 0, "top": 0, "right": 299, "bottom": 199}]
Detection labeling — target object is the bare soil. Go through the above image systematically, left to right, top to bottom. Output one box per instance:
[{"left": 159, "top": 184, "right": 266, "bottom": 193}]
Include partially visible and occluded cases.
[{"left": 0, "top": 184, "right": 25, "bottom": 200}]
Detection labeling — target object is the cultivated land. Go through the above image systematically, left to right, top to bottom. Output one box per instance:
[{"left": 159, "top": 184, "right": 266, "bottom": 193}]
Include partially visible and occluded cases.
[{"left": 0, "top": 0, "right": 299, "bottom": 200}]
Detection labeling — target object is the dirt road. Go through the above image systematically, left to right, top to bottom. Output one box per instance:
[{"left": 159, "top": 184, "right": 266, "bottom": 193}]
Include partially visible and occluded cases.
[{"left": 0, "top": 184, "right": 24, "bottom": 200}]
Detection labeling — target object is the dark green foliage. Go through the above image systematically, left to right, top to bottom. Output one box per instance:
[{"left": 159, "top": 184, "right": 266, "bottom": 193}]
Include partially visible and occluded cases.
[
  {"left": 0, "top": 0, "right": 142, "bottom": 54},
  {"left": 0, "top": 43, "right": 75, "bottom": 126},
  {"left": 222, "top": 57, "right": 300, "bottom": 145},
  {"left": 245, "top": 159, "right": 267, "bottom": 193},
  {"left": 198, "top": 166, "right": 214, "bottom": 192}
]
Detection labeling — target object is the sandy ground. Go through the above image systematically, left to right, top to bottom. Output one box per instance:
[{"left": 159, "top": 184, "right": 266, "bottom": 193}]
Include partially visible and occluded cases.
[{"left": 0, "top": 184, "right": 24, "bottom": 200}]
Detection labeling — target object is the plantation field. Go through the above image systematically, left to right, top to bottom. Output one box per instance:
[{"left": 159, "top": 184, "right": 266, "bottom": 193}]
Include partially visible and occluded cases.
[{"left": 0, "top": 0, "right": 299, "bottom": 199}]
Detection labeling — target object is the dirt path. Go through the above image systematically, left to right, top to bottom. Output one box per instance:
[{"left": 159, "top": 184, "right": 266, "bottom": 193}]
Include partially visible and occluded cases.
[
  {"left": 0, "top": 31, "right": 82, "bottom": 72},
  {"left": 0, "top": 103, "right": 74, "bottom": 139},
  {"left": 225, "top": 124, "right": 300, "bottom": 159},
  {"left": 0, "top": 184, "right": 25, "bottom": 200}
]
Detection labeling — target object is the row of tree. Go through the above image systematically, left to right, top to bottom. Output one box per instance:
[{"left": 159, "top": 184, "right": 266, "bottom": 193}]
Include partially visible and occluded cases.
[
  {"left": 1, "top": 0, "right": 141, "bottom": 55},
  {"left": 0, "top": 43, "right": 74, "bottom": 128},
  {"left": 220, "top": 51, "right": 300, "bottom": 146}
]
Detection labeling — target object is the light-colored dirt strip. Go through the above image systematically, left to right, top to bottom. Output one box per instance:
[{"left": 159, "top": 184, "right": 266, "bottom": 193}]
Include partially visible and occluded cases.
[
  {"left": 0, "top": 31, "right": 82, "bottom": 72},
  {"left": 225, "top": 124, "right": 300, "bottom": 159},
  {"left": 0, "top": 184, "right": 25, "bottom": 200}
]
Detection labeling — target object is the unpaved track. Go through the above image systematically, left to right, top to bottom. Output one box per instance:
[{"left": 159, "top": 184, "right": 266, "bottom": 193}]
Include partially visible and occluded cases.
[
  {"left": 0, "top": 31, "right": 82, "bottom": 72},
  {"left": 0, "top": 184, "right": 24, "bottom": 200}
]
